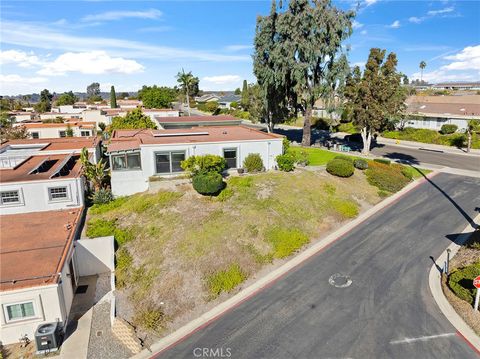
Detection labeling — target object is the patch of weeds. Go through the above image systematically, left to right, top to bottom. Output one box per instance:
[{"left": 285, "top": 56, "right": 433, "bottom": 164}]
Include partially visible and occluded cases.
[
  {"left": 228, "top": 176, "right": 253, "bottom": 188},
  {"left": 323, "top": 183, "right": 336, "bottom": 196},
  {"left": 216, "top": 187, "right": 234, "bottom": 202},
  {"left": 378, "top": 190, "right": 391, "bottom": 198},
  {"left": 124, "top": 191, "right": 183, "bottom": 214},
  {"left": 89, "top": 196, "right": 129, "bottom": 215},
  {"left": 330, "top": 198, "right": 359, "bottom": 218},
  {"left": 86, "top": 218, "right": 116, "bottom": 238},
  {"left": 247, "top": 224, "right": 259, "bottom": 237},
  {"left": 114, "top": 227, "right": 134, "bottom": 246},
  {"left": 265, "top": 227, "right": 309, "bottom": 259},
  {"left": 245, "top": 243, "right": 272, "bottom": 264},
  {"left": 115, "top": 248, "right": 133, "bottom": 289},
  {"left": 206, "top": 264, "right": 247, "bottom": 298},
  {"left": 130, "top": 266, "right": 159, "bottom": 303},
  {"left": 134, "top": 304, "right": 165, "bottom": 332}
]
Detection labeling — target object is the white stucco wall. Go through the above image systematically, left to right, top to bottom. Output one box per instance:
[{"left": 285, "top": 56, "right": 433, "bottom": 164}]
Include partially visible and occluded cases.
[
  {"left": 81, "top": 110, "right": 111, "bottom": 127},
  {"left": 404, "top": 117, "right": 469, "bottom": 131},
  {"left": 26, "top": 126, "right": 94, "bottom": 139},
  {"left": 109, "top": 139, "right": 283, "bottom": 196},
  {"left": 0, "top": 177, "right": 85, "bottom": 215},
  {"left": 75, "top": 237, "right": 115, "bottom": 277}
]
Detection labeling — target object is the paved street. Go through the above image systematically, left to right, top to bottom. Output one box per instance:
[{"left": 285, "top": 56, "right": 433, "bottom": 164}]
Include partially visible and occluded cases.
[{"left": 157, "top": 173, "right": 480, "bottom": 359}]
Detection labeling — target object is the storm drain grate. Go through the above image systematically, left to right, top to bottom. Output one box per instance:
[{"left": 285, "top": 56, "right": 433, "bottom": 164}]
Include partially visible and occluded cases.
[{"left": 328, "top": 273, "right": 352, "bottom": 288}]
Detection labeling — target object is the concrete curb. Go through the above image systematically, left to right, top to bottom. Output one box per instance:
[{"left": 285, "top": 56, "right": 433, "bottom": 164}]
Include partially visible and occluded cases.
[
  {"left": 376, "top": 137, "right": 480, "bottom": 157},
  {"left": 132, "top": 171, "right": 439, "bottom": 359},
  {"left": 428, "top": 214, "right": 480, "bottom": 353}
]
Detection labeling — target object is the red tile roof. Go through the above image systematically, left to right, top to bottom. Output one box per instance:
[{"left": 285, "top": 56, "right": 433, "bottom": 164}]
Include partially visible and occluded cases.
[
  {"left": 23, "top": 121, "right": 96, "bottom": 129},
  {"left": 107, "top": 125, "right": 283, "bottom": 153},
  {"left": 1, "top": 137, "right": 99, "bottom": 152},
  {"left": 0, "top": 209, "right": 82, "bottom": 291}
]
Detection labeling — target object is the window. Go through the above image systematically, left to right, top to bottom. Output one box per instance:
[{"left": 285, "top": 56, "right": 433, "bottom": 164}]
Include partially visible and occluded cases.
[
  {"left": 80, "top": 130, "right": 91, "bottom": 137},
  {"left": 59, "top": 131, "right": 66, "bottom": 138},
  {"left": 31, "top": 132, "right": 40, "bottom": 139},
  {"left": 223, "top": 148, "right": 237, "bottom": 169},
  {"left": 155, "top": 151, "right": 185, "bottom": 174},
  {"left": 111, "top": 153, "right": 141, "bottom": 170},
  {"left": 48, "top": 186, "right": 68, "bottom": 201},
  {"left": 1, "top": 191, "right": 20, "bottom": 205},
  {"left": 5, "top": 301, "right": 35, "bottom": 322}
]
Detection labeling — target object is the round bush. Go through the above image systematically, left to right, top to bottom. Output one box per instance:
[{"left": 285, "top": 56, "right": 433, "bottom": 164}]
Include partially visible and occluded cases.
[
  {"left": 440, "top": 124, "right": 458, "bottom": 134},
  {"left": 243, "top": 153, "right": 264, "bottom": 172},
  {"left": 276, "top": 154, "right": 295, "bottom": 172},
  {"left": 334, "top": 154, "right": 354, "bottom": 163},
  {"left": 353, "top": 158, "right": 368, "bottom": 170},
  {"left": 326, "top": 159, "right": 354, "bottom": 177},
  {"left": 365, "top": 164, "right": 410, "bottom": 192},
  {"left": 192, "top": 172, "right": 224, "bottom": 195},
  {"left": 91, "top": 188, "right": 114, "bottom": 204}
]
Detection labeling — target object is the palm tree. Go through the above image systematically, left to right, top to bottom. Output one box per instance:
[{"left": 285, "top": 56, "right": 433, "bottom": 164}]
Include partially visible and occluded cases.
[
  {"left": 419, "top": 61, "right": 426, "bottom": 82},
  {"left": 176, "top": 69, "right": 195, "bottom": 116},
  {"left": 80, "top": 147, "right": 107, "bottom": 191}
]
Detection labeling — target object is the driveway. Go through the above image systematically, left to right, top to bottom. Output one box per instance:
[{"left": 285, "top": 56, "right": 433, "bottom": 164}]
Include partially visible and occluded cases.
[{"left": 156, "top": 173, "right": 480, "bottom": 359}]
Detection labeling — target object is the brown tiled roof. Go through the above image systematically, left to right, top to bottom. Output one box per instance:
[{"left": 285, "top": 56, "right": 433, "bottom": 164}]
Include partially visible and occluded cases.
[
  {"left": 406, "top": 102, "right": 480, "bottom": 116},
  {"left": 156, "top": 115, "right": 241, "bottom": 123},
  {"left": 23, "top": 121, "right": 96, "bottom": 129},
  {"left": 107, "top": 125, "right": 283, "bottom": 153},
  {"left": 1, "top": 137, "right": 99, "bottom": 152},
  {"left": 0, "top": 154, "right": 82, "bottom": 183},
  {"left": 0, "top": 209, "right": 82, "bottom": 291}
]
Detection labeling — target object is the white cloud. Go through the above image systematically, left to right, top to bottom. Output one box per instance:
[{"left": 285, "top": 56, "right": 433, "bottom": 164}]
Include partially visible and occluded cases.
[
  {"left": 365, "top": 0, "right": 378, "bottom": 6},
  {"left": 427, "top": 7, "right": 454, "bottom": 16},
  {"left": 82, "top": 9, "right": 162, "bottom": 22},
  {"left": 409, "top": 16, "right": 425, "bottom": 24},
  {"left": 1, "top": 20, "right": 250, "bottom": 63},
  {"left": 352, "top": 20, "right": 363, "bottom": 29},
  {"left": 389, "top": 20, "right": 400, "bottom": 28},
  {"left": 360, "top": 30, "right": 368, "bottom": 35},
  {"left": 225, "top": 45, "right": 253, "bottom": 52},
  {"left": 410, "top": 45, "right": 480, "bottom": 83},
  {"left": 0, "top": 50, "right": 42, "bottom": 67},
  {"left": 37, "top": 51, "right": 145, "bottom": 76},
  {"left": 0, "top": 74, "right": 47, "bottom": 83},
  {"left": 0, "top": 74, "right": 48, "bottom": 95},
  {"left": 202, "top": 75, "right": 242, "bottom": 90}
]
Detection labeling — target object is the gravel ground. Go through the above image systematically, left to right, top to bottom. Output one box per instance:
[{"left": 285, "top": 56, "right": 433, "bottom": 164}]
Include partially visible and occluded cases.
[{"left": 87, "top": 301, "right": 131, "bottom": 359}]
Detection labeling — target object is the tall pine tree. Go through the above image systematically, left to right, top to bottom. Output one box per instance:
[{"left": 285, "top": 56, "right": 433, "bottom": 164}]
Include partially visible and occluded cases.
[
  {"left": 241, "top": 80, "right": 249, "bottom": 109},
  {"left": 110, "top": 86, "right": 117, "bottom": 108}
]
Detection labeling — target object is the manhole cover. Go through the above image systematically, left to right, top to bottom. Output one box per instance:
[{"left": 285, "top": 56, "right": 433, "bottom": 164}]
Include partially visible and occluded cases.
[{"left": 328, "top": 273, "right": 352, "bottom": 288}]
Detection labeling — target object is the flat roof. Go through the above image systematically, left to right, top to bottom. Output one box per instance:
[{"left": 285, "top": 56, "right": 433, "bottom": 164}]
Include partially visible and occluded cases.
[
  {"left": 406, "top": 102, "right": 480, "bottom": 117},
  {"left": 156, "top": 115, "right": 242, "bottom": 124},
  {"left": 23, "top": 121, "right": 96, "bottom": 129},
  {"left": 107, "top": 125, "right": 283, "bottom": 153},
  {"left": 1, "top": 137, "right": 99, "bottom": 152},
  {"left": 0, "top": 209, "right": 82, "bottom": 291}
]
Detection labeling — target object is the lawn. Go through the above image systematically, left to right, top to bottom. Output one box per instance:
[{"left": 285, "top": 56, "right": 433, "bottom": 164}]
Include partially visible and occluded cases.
[{"left": 87, "top": 168, "right": 384, "bottom": 338}]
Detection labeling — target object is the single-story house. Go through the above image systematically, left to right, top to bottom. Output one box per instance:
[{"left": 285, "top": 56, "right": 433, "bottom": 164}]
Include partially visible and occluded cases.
[
  {"left": 431, "top": 82, "right": 480, "bottom": 91},
  {"left": 194, "top": 94, "right": 221, "bottom": 103},
  {"left": 218, "top": 95, "right": 241, "bottom": 109},
  {"left": 155, "top": 115, "right": 242, "bottom": 129},
  {"left": 21, "top": 121, "right": 97, "bottom": 139},
  {"left": 106, "top": 125, "right": 284, "bottom": 196}
]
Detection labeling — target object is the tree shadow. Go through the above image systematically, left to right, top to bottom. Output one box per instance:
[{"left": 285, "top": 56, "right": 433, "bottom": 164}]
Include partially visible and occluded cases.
[{"left": 383, "top": 152, "right": 420, "bottom": 165}]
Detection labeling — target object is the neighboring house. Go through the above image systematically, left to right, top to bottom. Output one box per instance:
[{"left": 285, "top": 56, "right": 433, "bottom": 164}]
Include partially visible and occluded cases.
[
  {"left": 431, "top": 82, "right": 480, "bottom": 91},
  {"left": 194, "top": 94, "right": 221, "bottom": 103},
  {"left": 218, "top": 95, "right": 241, "bottom": 109},
  {"left": 404, "top": 95, "right": 480, "bottom": 131},
  {"left": 313, "top": 98, "right": 341, "bottom": 120},
  {"left": 116, "top": 99, "right": 142, "bottom": 109},
  {"left": 51, "top": 105, "right": 86, "bottom": 114},
  {"left": 103, "top": 108, "right": 128, "bottom": 124},
  {"left": 81, "top": 109, "right": 111, "bottom": 128},
  {"left": 143, "top": 109, "right": 179, "bottom": 122},
  {"left": 9, "top": 112, "right": 36, "bottom": 123},
  {"left": 39, "top": 112, "right": 82, "bottom": 121},
  {"left": 155, "top": 115, "right": 242, "bottom": 129},
  {"left": 21, "top": 121, "right": 97, "bottom": 139},
  {"left": 106, "top": 125, "right": 283, "bottom": 196},
  {"left": 0, "top": 137, "right": 100, "bottom": 215},
  {"left": 0, "top": 209, "right": 83, "bottom": 345}
]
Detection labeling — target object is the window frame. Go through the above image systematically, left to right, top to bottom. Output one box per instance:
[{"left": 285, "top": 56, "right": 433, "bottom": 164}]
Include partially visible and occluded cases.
[
  {"left": 58, "top": 130, "right": 67, "bottom": 138},
  {"left": 80, "top": 130, "right": 91, "bottom": 137},
  {"left": 31, "top": 132, "right": 40, "bottom": 139},
  {"left": 223, "top": 148, "right": 238, "bottom": 169},
  {"left": 154, "top": 151, "right": 186, "bottom": 174},
  {"left": 111, "top": 152, "right": 142, "bottom": 171},
  {"left": 48, "top": 186, "right": 70, "bottom": 202},
  {"left": 0, "top": 190, "right": 23, "bottom": 206},
  {"left": 3, "top": 300, "right": 37, "bottom": 323}
]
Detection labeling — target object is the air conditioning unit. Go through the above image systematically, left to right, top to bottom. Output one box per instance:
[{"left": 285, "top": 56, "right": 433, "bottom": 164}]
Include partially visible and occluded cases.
[{"left": 34, "top": 322, "right": 63, "bottom": 354}]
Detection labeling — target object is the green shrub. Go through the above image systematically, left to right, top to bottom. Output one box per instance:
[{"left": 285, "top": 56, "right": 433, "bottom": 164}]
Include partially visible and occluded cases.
[
  {"left": 337, "top": 122, "right": 357, "bottom": 134},
  {"left": 440, "top": 124, "right": 458, "bottom": 134},
  {"left": 449, "top": 134, "right": 466, "bottom": 148},
  {"left": 282, "top": 137, "right": 290, "bottom": 153},
  {"left": 294, "top": 150, "right": 309, "bottom": 166},
  {"left": 243, "top": 153, "right": 264, "bottom": 172},
  {"left": 276, "top": 153, "right": 295, "bottom": 172},
  {"left": 334, "top": 154, "right": 354, "bottom": 163},
  {"left": 181, "top": 155, "right": 226, "bottom": 175},
  {"left": 353, "top": 158, "right": 368, "bottom": 170},
  {"left": 374, "top": 158, "right": 391, "bottom": 165},
  {"left": 326, "top": 159, "right": 354, "bottom": 177},
  {"left": 365, "top": 162, "right": 410, "bottom": 192},
  {"left": 192, "top": 171, "right": 224, "bottom": 195},
  {"left": 216, "top": 187, "right": 234, "bottom": 202},
  {"left": 91, "top": 188, "right": 114, "bottom": 205},
  {"left": 86, "top": 218, "right": 116, "bottom": 238},
  {"left": 114, "top": 227, "right": 134, "bottom": 245},
  {"left": 265, "top": 227, "right": 309, "bottom": 258},
  {"left": 448, "top": 262, "right": 480, "bottom": 304},
  {"left": 207, "top": 264, "right": 247, "bottom": 297},
  {"left": 134, "top": 305, "right": 165, "bottom": 331}
]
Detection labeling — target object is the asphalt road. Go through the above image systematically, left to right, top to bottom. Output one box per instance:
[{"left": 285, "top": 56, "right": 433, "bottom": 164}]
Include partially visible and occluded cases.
[{"left": 157, "top": 173, "right": 480, "bottom": 359}]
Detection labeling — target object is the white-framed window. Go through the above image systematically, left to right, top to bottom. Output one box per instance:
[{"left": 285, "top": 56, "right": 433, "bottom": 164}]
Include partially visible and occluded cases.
[
  {"left": 59, "top": 130, "right": 67, "bottom": 138},
  {"left": 80, "top": 130, "right": 91, "bottom": 137},
  {"left": 31, "top": 132, "right": 40, "bottom": 139},
  {"left": 223, "top": 148, "right": 238, "bottom": 169},
  {"left": 155, "top": 151, "right": 185, "bottom": 174},
  {"left": 111, "top": 153, "right": 142, "bottom": 171},
  {"left": 48, "top": 186, "right": 69, "bottom": 201},
  {"left": 1, "top": 190, "right": 21, "bottom": 205},
  {"left": 3, "top": 301, "right": 36, "bottom": 323}
]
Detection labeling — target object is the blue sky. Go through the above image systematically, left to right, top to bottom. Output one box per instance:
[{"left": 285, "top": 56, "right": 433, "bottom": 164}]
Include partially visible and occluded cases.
[{"left": 0, "top": 0, "right": 479, "bottom": 95}]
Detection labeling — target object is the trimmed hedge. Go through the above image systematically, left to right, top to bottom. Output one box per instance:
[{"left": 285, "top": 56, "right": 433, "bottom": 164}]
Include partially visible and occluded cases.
[
  {"left": 440, "top": 124, "right": 458, "bottom": 134},
  {"left": 243, "top": 153, "right": 264, "bottom": 172},
  {"left": 276, "top": 153, "right": 295, "bottom": 172},
  {"left": 326, "top": 158, "right": 354, "bottom": 177},
  {"left": 353, "top": 158, "right": 368, "bottom": 170},
  {"left": 365, "top": 162, "right": 410, "bottom": 192},
  {"left": 192, "top": 172, "right": 224, "bottom": 195},
  {"left": 447, "top": 262, "right": 480, "bottom": 304}
]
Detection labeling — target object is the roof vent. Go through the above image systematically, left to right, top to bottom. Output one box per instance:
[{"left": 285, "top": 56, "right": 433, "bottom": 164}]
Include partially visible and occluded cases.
[
  {"left": 222, "top": 131, "right": 228, "bottom": 135},
  {"left": 64, "top": 223, "right": 72, "bottom": 231}
]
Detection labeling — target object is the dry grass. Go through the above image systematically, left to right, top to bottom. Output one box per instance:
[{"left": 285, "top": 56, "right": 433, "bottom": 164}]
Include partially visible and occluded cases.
[{"left": 88, "top": 168, "right": 382, "bottom": 338}]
